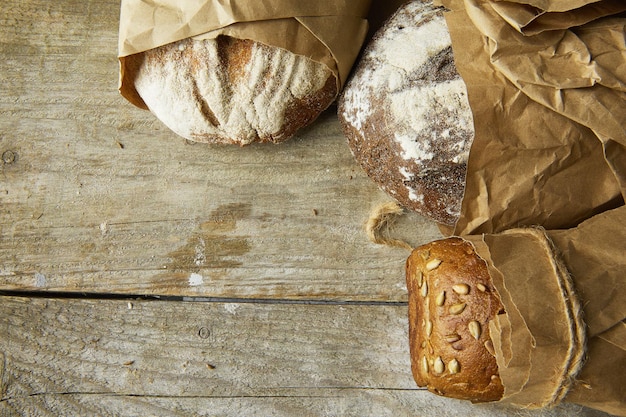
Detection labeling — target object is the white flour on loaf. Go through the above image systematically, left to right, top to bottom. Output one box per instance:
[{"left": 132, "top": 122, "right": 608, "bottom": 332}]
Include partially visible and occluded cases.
[
  {"left": 339, "top": 0, "right": 474, "bottom": 225},
  {"left": 134, "top": 37, "right": 333, "bottom": 145}
]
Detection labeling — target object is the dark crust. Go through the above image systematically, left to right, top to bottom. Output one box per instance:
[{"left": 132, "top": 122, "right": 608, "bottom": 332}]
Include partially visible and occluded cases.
[
  {"left": 338, "top": 1, "right": 472, "bottom": 225},
  {"left": 132, "top": 35, "right": 337, "bottom": 145},
  {"left": 214, "top": 36, "right": 337, "bottom": 144},
  {"left": 268, "top": 71, "right": 337, "bottom": 144},
  {"left": 340, "top": 113, "right": 466, "bottom": 226},
  {"left": 406, "top": 238, "right": 505, "bottom": 402}
]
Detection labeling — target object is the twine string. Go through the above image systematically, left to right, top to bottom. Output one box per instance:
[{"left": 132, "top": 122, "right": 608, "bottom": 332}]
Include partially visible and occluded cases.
[{"left": 365, "top": 202, "right": 413, "bottom": 251}]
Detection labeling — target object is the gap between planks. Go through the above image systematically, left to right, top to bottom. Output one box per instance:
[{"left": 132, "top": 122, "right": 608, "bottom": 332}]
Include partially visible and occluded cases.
[{"left": 0, "top": 290, "right": 407, "bottom": 307}]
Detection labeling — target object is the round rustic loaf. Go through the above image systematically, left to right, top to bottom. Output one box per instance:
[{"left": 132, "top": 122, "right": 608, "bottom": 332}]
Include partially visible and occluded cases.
[
  {"left": 338, "top": 0, "right": 474, "bottom": 226},
  {"left": 125, "top": 35, "right": 337, "bottom": 145},
  {"left": 406, "top": 237, "right": 505, "bottom": 402}
]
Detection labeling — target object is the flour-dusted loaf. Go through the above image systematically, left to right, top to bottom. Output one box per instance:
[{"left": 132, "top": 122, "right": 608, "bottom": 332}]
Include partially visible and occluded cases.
[
  {"left": 338, "top": 0, "right": 474, "bottom": 226},
  {"left": 125, "top": 35, "right": 337, "bottom": 145},
  {"left": 406, "top": 237, "right": 505, "bottom": 402}
]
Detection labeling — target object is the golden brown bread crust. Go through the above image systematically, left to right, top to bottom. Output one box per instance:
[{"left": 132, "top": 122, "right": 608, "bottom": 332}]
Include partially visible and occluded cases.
[
  {"left": 126, "top": 35, "right": 337, "bottom": 145},
  {"left": 406, "top": 237, "right": 505, "bottom": 402}
]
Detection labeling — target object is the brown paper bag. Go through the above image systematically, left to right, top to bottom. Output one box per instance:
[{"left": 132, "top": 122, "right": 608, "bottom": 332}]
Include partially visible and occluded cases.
[
  {"left": 118, "top": 0, "right": 372, "bottom": 109},
  {"left": 438, "top": 0, "right": 626, "bottom": 236},
  {"left": 490, "top": 0, "right": 626, "bottom": 35},
  {"left": 497, "top": 0, "right": 615, "bottom": 12},
  {"left": 421, "top": 1, "right": 626, "bottom": 413},
  {"left": 464, "top": 205, "right": 626, "bottom": 416}
]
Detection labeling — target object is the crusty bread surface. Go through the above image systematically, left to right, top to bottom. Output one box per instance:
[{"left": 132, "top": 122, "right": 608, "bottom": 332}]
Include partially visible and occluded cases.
[
  {"left": 338, "top": 0, "right": 474, "bottom": 225},
  {"left": 126, "top": 35, "right": 337, "bottom": 145},
  {"left": 406, "top": 237, "right": 505, "bottom": 402}
]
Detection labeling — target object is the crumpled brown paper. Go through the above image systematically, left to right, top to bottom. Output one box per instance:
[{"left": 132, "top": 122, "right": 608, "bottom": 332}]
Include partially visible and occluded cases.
[
  {"left": 118, "top": 0, "right": 371, "bottom": 109},
  {"left": 430, "top": 0, "right": 626, "bottom": 414},
  {"left": 437, "top": 0, "right": 626, "bottom": 236},
  {"left": 490, "top": 0, "right": 626, "bottom": 35},
  {"left": 465, "top": 205, "right": 626, "bottom": 416}
]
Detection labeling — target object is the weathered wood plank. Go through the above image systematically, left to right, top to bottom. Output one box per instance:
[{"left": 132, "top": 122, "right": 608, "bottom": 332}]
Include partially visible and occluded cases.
[
  {"left": 0, "top": 0, "right": 441, "bottom": 300},
  {"left": 0, "top": 113, "right": 440, "bottom": 299},
  {"left": 0, "top": 296, "right": 611, "bottom": 417},
  {"left": 1, "top": 392, "right": 612, "bottom": 417}
]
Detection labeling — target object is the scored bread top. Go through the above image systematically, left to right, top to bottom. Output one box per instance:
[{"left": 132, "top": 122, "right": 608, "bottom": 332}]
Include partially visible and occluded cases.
[
  {"left": 338, "top": 0, "right": 474, "bottom": 225},
  {"left": 126, "top": 35, "right": 337, "bottom": 145},
  {"left": 406, "top": 237, "right": 505, "bottom": 402}
]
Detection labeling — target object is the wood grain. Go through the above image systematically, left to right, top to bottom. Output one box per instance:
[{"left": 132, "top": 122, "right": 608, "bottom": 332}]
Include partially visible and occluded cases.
[
  {"left": 0, "top": 0, "right": 441, "bottom": 300},
  {"left": 0, "top": 296, "right": 611, "bottom": 417}
]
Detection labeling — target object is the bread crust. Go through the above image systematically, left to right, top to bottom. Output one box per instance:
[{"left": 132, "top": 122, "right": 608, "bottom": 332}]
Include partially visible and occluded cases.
[
  {"left": 338, "top": 1, "right": 474, "bottom": 225},
  {"left": 127, "top": 35, "right": 337, "bottom": 145},
  {"left": 406, "top": 237, "right": 505, "bottom": 402}
]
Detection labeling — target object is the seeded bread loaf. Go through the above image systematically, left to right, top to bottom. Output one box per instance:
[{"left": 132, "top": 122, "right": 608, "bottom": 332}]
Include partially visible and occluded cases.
[
  {"left": 338, "top": 0, "right": 474, "bottom": 226},
  {"left": 124, "top": 35, "right": 337, "bottom": 145},
  {"left": 406, "top": 237, "right": 505, "bottom": 402}
]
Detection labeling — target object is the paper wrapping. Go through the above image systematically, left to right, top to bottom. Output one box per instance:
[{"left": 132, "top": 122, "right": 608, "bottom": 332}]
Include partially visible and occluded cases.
[
  {"left": 118, "top": 0, "right": 372, "bottom": 109},
  {"left": 426, "top": 0, "right": 626, "bottom": 414},
  {"left": 437, "top": 0, "right": 626, "bottom": 236},
  {"left": 490, "top": 0, "right": 626, "bottom": 35},
  {"left": 464, "top": 205, "right": 626, "bottom": 416}
]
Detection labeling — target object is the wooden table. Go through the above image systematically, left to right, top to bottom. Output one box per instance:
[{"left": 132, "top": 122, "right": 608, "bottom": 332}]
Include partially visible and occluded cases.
[{"left": 0, "top": 1, "right": 615, "bottom": 415}]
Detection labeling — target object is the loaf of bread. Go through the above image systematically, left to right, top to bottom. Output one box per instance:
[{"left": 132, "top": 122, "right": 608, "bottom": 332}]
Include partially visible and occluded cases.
[
  {"left": 338, "top": 0, "right": 474, "bottom": 226},
  {"left": 124, "top": 35, "right": 337, "bottom": 145},
  {"left": 406, "top": 237, "right": 505, "bottom": 402}
]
